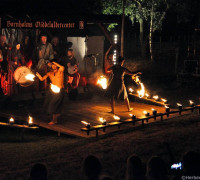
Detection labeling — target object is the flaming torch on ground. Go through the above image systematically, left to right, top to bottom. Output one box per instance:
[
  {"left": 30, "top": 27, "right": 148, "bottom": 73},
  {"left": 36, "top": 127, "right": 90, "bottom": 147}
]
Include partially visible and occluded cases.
[
  {"left": 97, "top": 76, "right": 108, "bottom": 89},
  {"left": 153, "top": 95, "right": 159, "bottom": 101},
  {"left": 161, "top": 98, "right": 168, "bottom": 104},
  {"left": 189, "top": 100, "right": 194, "bottom": 107},
  {"left": 113, "top": 115, "right": 120, "bottom": 121},
  {"left": 28, "top": 116, "right": 33, "bottom": 126},
  {"left": 9, "top": 117, "right": 14, "bottom": 125},
  {"left": 99, "top": 117, "right": 107, "bottom": 125},
  {"left": 81, "top": 121, "right": 91, "bottom": 129}
]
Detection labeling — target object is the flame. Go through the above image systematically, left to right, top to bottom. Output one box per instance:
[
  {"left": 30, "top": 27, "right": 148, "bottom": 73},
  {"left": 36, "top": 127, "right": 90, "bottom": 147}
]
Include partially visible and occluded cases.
[
  {"left": 25, "top": 74, "right": 35, "bottom": 81},
  {"left": 97, "top": 76, "right": 107, "bottom": 89},
  {"left": 132, "top": 76, "right": 140, "bottom": 84},
  {"left": 137, "top": 83, "right": 145, "bottom": 98},
  {"left": 50, "top": 84, "right": 60, "bottom": 93},
  {"left": 129, "top": 88, "right": 134, "bottom": 93},
  {"left": 145, "top": 93, "right": 149, "bottom": 98},
  {"left": 153, "top": 95, "right": 159, "bottom": 100},
  {"left": 161, "top": 98, "right": 167, "bottom": 103},
  {"left": 189, "top": 100, "right": 194, "bottom": 105},
  {"left": 177, "top": 103, "right": 182, "bottom": 106},
  {"left": 165, "top": 106, "right": 169, "bottom": 108},
  {"left": 152, "top": 108, "right": 155, "bottom": 111},
  {"left": 143, "top": 111, "right": 148, "bottom": 115},
  {"left": 129, "top": 113, "right": 133, "bottom": 117},
  {"left": 113, "top": 115, "right": 120, "bottom": 120},
  {"left": 28, "top": 116, "right": 33, "bottom": 125},
  {"left": 9, "top": 117, "right": 14, "bottom": 123},
  {"left": 99, "top": 117, "right": 106, "bottom": 123},
  {"left": 81, "top": 121, "right": 89, "bottom": 125}
]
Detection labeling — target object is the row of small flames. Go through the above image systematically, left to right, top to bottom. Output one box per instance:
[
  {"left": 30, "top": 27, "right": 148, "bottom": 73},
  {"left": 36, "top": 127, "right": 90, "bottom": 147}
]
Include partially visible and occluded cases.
[
  {"left": 81, "top": 100, "right": 195, "bottom": 129},
  {"left": 8, "top": 116, "right": 33, "bottom": 126}
]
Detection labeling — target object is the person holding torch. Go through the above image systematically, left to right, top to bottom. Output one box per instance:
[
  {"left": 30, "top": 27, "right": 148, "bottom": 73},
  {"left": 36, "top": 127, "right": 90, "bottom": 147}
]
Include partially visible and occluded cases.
[
  {"left": 105, "top": 56, "right": 141, "bottom": 114},
  {"left": 36, "top": 59, "right": 65, "bottom": 125}
]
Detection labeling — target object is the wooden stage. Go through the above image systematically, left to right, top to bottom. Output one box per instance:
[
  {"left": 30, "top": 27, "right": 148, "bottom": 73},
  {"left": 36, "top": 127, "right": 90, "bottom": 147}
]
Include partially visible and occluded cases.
[{"left": 0, "top": 92, "right": 192, "bottom": 138}]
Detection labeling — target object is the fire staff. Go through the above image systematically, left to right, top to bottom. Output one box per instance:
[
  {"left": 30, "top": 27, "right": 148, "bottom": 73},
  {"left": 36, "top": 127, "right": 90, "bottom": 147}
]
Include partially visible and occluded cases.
[
  {"left": 105, "top": 56, "right": 141, "bottom": 114},
  {"left": 36, "top": 60, "right": 65, "bottom": 125}
]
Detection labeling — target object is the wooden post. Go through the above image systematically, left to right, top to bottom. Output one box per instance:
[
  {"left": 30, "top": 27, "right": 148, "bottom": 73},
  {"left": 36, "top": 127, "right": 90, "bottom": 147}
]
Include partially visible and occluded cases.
[
  {"left": 160, "top": 115, "right": 163, "bottom": 121},
  {"left": 142, "top": 119, "right": 144, "bottom": 128},
  {"left": 96, "top": 129, "right": 99, "bottom": 137},
  {"left": 87, "top": 130, "right": 90, "bottom": 136}
]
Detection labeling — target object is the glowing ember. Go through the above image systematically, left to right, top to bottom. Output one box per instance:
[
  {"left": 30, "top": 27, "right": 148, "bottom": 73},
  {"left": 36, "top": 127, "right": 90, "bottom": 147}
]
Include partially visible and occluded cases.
[
  {"left": 25, "top": 74, "right": 35, "bottom": 81},
  {"left": 97, "top": 76, "right": 107, "bottom": 89},
  {"left": 137, "top": 83, "right": 145, "bottom": 98},
  {"left": 50, "top": 84, "right": 60, "bottom": 93},
  {"left": 129, "top": 88, "right": 134, "bottom": 93},
  {"left": 145, "top": 93, "right": 150, "bottom": 98},
  {"left": 153, "top": 95, "right": 159, "bottom": 100},
  {"left": 161, "top": 98, "right": 167, "bottom": 103},
  {"left": 189, "top": 100, "right": 194, "bottom": 105},
  {"left": 177, "top": 103, "right": 182, "bottom": 106},
  {"left": 165, "top": 106, "right": 169, "bottom": 108},
  {"left": 152, "top": 108, "right": 155, "bottom": 111},
  {"left": 129, "top": 113, "right": 133, "bottom": 117},
  {"left": 113, "top": 115, "right": 120, "bottom": 120},
  {"left": 28, "top": 116, "right": 33, "bottom": 125},
  {"left": 9, "top": 117, "right": 14, "bottom": 123}
]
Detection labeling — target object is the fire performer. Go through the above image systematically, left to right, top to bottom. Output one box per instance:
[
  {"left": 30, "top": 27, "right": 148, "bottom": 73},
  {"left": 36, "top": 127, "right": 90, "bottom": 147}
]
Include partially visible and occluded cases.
[
  {"left": 105, "top": 56, "right": 141, "bottom": 114},
  {"left": 36, "top": 60, "right": 65, "bottom": 125}
]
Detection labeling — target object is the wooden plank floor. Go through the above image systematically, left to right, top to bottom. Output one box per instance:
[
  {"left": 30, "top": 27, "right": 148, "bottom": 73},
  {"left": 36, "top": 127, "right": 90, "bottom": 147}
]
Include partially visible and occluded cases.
[{"left": 0, "top": 94, "right": 193, "bottom": 138}]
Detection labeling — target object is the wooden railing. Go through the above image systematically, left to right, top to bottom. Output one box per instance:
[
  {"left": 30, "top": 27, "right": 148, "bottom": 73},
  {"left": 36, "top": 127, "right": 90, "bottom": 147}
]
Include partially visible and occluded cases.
[{"left": 81, "top": 105, "right": 200, "bottom": 137}]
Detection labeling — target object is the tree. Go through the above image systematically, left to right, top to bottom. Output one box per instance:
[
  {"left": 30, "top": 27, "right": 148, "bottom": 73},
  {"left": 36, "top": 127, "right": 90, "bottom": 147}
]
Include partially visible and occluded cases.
[{"left": 101, "top": 0, "right": 169, "bottom": 61}]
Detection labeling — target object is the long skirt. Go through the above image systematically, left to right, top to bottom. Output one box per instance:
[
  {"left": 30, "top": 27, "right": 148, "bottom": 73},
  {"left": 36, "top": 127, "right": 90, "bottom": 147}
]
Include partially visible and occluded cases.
[
  {"left": 105, "top": 79, "right": 128, "bottom": 99},
  {"left": 43, "top": 88, "right": 65, "bottom": 115}
]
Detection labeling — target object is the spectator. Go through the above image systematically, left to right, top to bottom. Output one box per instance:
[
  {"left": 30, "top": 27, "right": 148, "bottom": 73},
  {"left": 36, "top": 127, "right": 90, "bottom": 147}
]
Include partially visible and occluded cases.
[
  {"left": 21, "top": 33, "right": 34, "bottom": 67},
  {"left": 51, "top": 36, "right": 63, "bottom": 63},
  {"left": 182, "top": 151, "right": 200, "bottom": 176},
  {"left": 126, "top": 154, "right": 146, "bottom": 180},
  {"left": 82, "top": 155, "right": 102, "bottom": 180},
  {"left": 147, "top": 156, "right": 168, "bottom": 180},
  {"left": 30, "top": 163, "right": 47, "bottom": 180}
]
